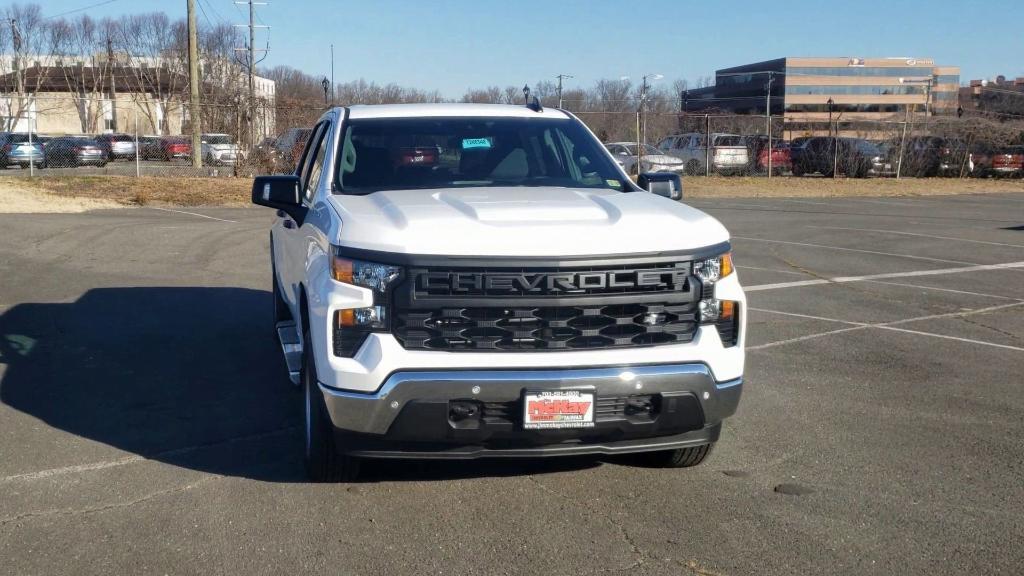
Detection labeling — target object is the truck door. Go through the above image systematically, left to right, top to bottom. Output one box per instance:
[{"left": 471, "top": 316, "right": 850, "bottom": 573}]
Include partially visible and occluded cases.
[{"left": 275, "top": 121, "right": 328, "bottom": 314}]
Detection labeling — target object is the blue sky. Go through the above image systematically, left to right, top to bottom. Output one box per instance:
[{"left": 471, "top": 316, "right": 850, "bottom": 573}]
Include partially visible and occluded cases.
[{"left": 43, "top": 0, "right": 1024, "bottom": 97}]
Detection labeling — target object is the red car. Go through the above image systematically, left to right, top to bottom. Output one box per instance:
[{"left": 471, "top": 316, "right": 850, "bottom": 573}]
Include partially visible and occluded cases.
[
  {"left": 160, "top": 137, "right": 192, "bottom": 161},
  {"left": 758, "top": 143, "right": 791, "bottom": 174},
  {"left": 990, "top": 146, "right": 1024, "bottom": 177}
]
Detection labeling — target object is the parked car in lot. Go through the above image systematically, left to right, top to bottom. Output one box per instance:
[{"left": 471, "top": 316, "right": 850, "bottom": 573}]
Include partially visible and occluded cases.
[
  {"left": 273, "top": 127, "right": 311, "bottom": 172},
  {"left": 0, "top": 133, "right": 45, "bottom": 168},
  {"left": 94, "top": 133, "right": 137, "bottom": 160},
  {"left": 201, "top": 133, "right": 242, "bottom": 165},
  {"left": 656, "top": 133, "right": 749, "bottom": 175},
  {"left": 43, "top": 136, "right": 107, "bottom": 167},
  {"left": 137, "top": 136, "right": 165, "bottom": 160},
  {"left": 743, "top": 136, "right": 790, "bottom": 175},
  {"left": 891, "top": 136, "right": 941, "bottom": 177},
  {"left": 160, "top": 137, "right": 192, "bottom": 160},
  {"left": 791, "top": 137, "right": 887, "bottom": 178},
  {"left": 604, "top": 142, "right": 685, "bottom": 174},
  {"left": 988, "top": 146, "right": 1024, "bottom": 177}
]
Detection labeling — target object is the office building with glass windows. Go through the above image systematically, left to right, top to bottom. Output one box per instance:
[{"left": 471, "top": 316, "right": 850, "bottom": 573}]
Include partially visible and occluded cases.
[{"left": 683, "top": 57, "right": 960, "bottom": 136}]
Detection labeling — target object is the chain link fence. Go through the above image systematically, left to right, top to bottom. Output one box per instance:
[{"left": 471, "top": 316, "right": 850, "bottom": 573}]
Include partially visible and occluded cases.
[
  {"left": 4, "top": 95, "right": 1023, "bottom": 180},
  {"left": 578, "top": 110, "right": 1024, "bottom": 179}
]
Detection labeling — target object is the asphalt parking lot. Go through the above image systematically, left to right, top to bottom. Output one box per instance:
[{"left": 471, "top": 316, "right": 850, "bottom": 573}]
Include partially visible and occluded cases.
[{"left": 1, "top": 192, "right": 1022, "bottom": 575}]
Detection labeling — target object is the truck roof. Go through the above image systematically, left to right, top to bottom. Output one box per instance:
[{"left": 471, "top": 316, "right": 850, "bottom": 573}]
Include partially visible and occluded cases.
[{"left": 345, "top": 103, "right": 571, "bottom": 120}]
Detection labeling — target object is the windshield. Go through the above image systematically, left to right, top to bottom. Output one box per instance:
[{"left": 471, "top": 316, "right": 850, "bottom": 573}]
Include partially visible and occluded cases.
[
  {"left": 335, "top": 116, "right": 628, "bottom": 194},
  {"left": 8, "top": 134, "right": 40, "bottom": 144},
  {"left": 713, "top": 135, "right": 743, "bottom": 146},
  {"left": 855, "top": 141, "right": 882, "bottom": 155},
  {"left": 621, "top": 144, "right": 663, "bottom": 156}
]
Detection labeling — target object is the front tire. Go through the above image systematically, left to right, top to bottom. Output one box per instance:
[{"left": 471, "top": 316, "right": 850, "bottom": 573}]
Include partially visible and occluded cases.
[
  {"left": 303, "top": 337, "right": 360, "bottom": 482},
  {"left": 635, "top": 443, "right": 714, "bottom": 468}
]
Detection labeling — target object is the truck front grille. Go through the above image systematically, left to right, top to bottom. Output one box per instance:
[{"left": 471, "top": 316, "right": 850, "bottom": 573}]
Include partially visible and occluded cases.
[
  {"left": 390, "top": 259, "right": 701, "bottom": 352},
  {"left": 394, "top": 302, "right": 698, "bottom": 351}
]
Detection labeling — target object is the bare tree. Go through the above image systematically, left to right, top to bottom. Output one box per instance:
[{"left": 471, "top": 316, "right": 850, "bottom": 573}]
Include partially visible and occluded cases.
[{"left": 0, "top": 4, "right": 59, "bottom": 131}]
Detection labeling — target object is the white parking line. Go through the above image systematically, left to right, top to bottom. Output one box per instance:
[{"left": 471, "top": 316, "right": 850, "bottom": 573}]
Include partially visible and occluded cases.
[
  {"left": 841, "top": 197, "right": 921, "bottom": 207},
  {"left": 774, "top": 198, "right": 833, "bottom": 206},
  {"left": 148, "top": 207, "right": 238, "bottom": 223},
  {"left": 807, "top": 225, "right": 1024, "bottom": 249},
  {"left": 732, "top": 236, "right": 977, "bottom": 266},
  {"left": 745, "top": 261, "right": 1024, "bottom": 292},
  {"left": 863, "top": 280, "right": 1022, "bottom": 301},
  {"left": 749, "top": 302, "right": 1024, "bottom": 352},
  {"left": 874, "top": 325, "right": 1024, "bottom": 352},
  {"left": 747, "top": 326, "right": 868, "bottom": 350},
  {"left": 0, "top": 426, "right": 296, "bottom": 484}
]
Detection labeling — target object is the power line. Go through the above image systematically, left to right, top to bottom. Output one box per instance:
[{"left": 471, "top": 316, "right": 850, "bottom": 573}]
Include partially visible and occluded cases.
[
  {"left": 43, "top": 0, "right": 119, "bottom": 20},
  {"left": 195, "top": 0, "right": 213, "bottom": 28},
  {"left": 199, "top": 0, "right": 229, "bottom": 25}
]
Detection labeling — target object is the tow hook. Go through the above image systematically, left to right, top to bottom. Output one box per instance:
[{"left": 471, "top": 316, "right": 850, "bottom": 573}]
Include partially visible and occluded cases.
[{"left": 449, "top": 401, "right": 479, "bottom": 421}]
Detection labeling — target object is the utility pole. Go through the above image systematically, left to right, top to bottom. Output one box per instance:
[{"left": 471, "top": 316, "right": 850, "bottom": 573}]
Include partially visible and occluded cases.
[
  {"left": 187, "top": 0, "right": 202, "bottom": 168},
  {"left": 234, "top": 1, "right": 269, "bottom": 148},
  {"left": 9, "top": 19, "right": 23, "bottom": 132},
  {"left": 107, "top": 36, "right": 117, "bottom": 132},
  {"left": 765, "top": 72, "right": 774, "bottom": 178},
  {"left": 555, "top": 73, "right": 573, "bottom": 108},
  {"left": 638, "top": 74, "right": 663, "bottom": 168}
]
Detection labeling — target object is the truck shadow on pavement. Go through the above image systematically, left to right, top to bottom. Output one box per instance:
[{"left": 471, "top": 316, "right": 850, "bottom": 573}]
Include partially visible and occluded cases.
[{"left": 0, "top": 287, "right": 600, "bottom": 482}]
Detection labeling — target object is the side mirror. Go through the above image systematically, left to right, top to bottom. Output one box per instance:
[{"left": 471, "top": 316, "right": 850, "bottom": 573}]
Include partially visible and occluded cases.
[
  {"left": 638, "top": 172, "right": 683, "bottom": 201},
  {"left": 252, "top": 175, "right": 306, "bottom": 223}
]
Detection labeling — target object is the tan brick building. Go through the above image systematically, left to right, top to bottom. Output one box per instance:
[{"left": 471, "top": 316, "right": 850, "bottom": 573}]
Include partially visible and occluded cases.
[{"left": 0, "top": 65, "right": 190, "bottom": 136}]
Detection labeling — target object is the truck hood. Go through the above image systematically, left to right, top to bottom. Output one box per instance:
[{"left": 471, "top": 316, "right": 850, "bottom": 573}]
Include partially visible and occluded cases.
[{"left": 327, "top": 187, "right": 730, "bottom": 257}]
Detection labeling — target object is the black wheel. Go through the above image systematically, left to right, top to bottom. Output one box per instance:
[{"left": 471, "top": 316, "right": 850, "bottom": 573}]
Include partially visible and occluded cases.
[
  {"left": 684, "top": 160, "right": 702, "bottom": 175},
  {"left": 791, "top": 165, "right": 804, "bottom": 177},
  {"left": 303, "top": 334, "right": 360, "bottom": 482},
  {"left": 636, "top": 443, "right": 714, "bottom": 468}
]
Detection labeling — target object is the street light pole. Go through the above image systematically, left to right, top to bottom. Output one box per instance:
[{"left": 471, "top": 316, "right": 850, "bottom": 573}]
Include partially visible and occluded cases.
[{"left": 826, "top": 97, "right": 834, "bottom": 138}]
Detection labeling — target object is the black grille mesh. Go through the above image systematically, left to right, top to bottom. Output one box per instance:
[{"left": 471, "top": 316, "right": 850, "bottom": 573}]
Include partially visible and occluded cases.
[{"left": 394, "top": 302, "right": 698, "bottom": 351}]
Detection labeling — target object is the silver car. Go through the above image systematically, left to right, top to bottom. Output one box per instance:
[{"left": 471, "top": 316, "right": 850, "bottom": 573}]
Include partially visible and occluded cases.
[
  {"left": 95, "top": 133, "right": 137, "bottom": 161},
  {"left": 656, "top": 133, "right": 750, "bottom": 176},
  {"left": 201, "top": 134, "right": 242, "bottom": 166},
  {"left": 605, "top": 142, "right": 685, "bottom": 175}
]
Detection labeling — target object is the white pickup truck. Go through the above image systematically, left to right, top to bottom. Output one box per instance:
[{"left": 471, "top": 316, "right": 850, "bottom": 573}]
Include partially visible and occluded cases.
[{"left": 252, "top": 103, "right": 746, "bottom": 481}]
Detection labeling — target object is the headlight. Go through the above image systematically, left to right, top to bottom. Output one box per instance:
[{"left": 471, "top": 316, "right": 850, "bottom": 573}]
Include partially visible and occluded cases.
[
  {"left": 331, "top": 250, "right": 403, "bottom": 355},
  {"left": 694, "top": 252, "right": 739, "bottom": 347},
  {"left": 694, "top": 253, "right": 733, "bottom": 285}
]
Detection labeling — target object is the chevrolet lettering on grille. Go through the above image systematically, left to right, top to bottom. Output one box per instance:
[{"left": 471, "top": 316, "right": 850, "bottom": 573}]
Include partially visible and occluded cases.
[{"left": 416, "top": 269, "right": 690, "bottom": 294}]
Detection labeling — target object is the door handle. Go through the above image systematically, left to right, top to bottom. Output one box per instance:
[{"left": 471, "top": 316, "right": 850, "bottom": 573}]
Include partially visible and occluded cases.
[{"left": 276, "top": 209, "right": 286, "bottom": 218}]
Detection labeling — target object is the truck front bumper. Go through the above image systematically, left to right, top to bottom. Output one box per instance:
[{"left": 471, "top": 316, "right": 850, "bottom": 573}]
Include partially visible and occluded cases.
[{"left": 319, "top": 363, "right": 741, "bottom": 459}]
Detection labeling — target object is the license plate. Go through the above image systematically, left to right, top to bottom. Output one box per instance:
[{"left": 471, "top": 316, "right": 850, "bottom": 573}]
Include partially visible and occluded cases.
[{"left": 523, "top": 390, "right": 595, "bottom": 429}]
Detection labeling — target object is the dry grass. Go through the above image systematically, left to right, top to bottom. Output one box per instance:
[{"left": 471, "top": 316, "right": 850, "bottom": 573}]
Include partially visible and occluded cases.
[
  {"left": 0, "top": 174, "right": 1020, "bottom": 214},
  {"left": 0, "top": 175, "right": 252, "bottom": 208},
  {"left": 682, "top": 176, "right": 1024, "bottom": 198}
]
